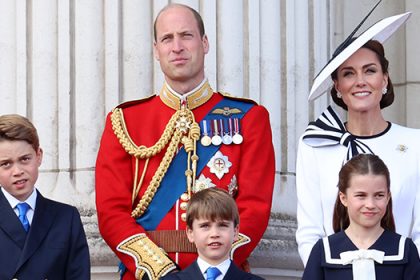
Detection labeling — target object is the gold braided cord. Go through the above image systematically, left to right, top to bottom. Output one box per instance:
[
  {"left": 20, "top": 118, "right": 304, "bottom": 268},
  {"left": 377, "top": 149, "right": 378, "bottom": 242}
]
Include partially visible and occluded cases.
[
  {"left": 111, "top": 106, "right": 200, "bottom": 219},
  {"left": 111, "top": 108, "right": 181, "bottom": 158},
  {"left": 185, "top": 122, "right": 200, "bottom": 197},
  {"left": 131, "top": 130, "right": 183, "bottom": 218},
  {"left": 182, "top": 135, "right": 193, "bottom": 198},
  {"left": 132, "top": 157, "right": 140, "bottom": 204},
  {"left": 132, "top": 158, "right": 150, "bottom": 205}
]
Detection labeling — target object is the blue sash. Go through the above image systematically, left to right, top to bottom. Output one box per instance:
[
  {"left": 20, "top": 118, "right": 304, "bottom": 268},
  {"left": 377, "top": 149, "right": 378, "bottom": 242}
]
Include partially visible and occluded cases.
[{"left": 136, "top": 97, "right": 254, "bottom": 230}]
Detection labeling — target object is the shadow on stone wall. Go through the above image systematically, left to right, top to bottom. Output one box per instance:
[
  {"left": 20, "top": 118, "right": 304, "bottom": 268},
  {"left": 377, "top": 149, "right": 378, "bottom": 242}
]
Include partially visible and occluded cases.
[{"left": 249, "top": 213, "right": 304, "bottom": 279}]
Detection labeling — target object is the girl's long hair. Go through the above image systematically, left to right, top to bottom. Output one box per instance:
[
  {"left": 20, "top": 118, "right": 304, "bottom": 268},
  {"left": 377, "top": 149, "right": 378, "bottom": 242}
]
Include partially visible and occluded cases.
[{"left": 332, "top": 154, "right": 395, "bottom": 232}]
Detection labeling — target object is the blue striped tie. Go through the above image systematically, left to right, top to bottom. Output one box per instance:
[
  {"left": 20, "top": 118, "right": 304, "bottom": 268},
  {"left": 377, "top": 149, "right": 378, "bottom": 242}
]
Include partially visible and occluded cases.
[
  {"left": 16, "top": 202, "right": 30, "bottom": 232},
  {"left": 206, "top": 267, "right": 221, "bottom": 280}
]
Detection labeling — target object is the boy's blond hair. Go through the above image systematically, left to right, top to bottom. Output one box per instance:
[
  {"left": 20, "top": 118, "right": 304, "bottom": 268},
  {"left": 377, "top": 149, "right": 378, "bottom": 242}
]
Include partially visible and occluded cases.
[
  {"left": 0, "top": 114, "right": 40, "bottom": 151},
  {"left": 186, "top": 187, "right": 239, "bottom": 228}
]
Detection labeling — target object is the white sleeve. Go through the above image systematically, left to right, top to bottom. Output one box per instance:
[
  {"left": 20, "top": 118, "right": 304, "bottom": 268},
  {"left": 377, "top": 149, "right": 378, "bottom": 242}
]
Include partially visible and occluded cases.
[
  {"left": 295, "top": 137, "right": 326, "bottom": 266},
  {"left": 411, "top": 157, "right": 420, "bottom": 258}
]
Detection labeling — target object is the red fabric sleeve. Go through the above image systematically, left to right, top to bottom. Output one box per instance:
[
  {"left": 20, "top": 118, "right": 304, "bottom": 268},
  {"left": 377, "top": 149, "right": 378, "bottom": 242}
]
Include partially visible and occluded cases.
[
  {"left": 231, "top": 104, "right": 275, "bottom": 266},
  {"left": 95, "top": 112, "right": 143, "bottom": 279}
]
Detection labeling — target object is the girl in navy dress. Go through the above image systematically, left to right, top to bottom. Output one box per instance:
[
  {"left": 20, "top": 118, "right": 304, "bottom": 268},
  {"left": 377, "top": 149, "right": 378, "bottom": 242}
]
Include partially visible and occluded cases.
[{"left": 302, "top": 154, "right": 420, "bottom": 280}]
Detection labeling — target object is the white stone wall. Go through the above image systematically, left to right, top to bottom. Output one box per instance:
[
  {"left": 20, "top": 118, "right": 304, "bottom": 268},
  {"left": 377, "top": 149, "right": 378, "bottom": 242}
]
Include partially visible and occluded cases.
[{"left": 1, "top": 0, "right": 419, "bottom": 278}]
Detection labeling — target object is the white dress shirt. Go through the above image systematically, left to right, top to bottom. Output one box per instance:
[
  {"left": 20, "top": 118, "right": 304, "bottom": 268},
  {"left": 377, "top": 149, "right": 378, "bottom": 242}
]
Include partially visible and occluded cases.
[
  {"left": 1, "top": 187, "right": 37, "bottom": 224},
  {"left": 197, "top": 257, "right": 231, "bottom": 280}
]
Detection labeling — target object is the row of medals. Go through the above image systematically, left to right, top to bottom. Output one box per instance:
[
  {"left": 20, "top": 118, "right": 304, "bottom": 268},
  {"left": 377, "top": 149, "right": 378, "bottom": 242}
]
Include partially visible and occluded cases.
[
  {"left": 179, "top": 118, "right": 243, "bottom": 220},
  {"left": 200, "top": 118, "right": 243, "bottom": 146}
]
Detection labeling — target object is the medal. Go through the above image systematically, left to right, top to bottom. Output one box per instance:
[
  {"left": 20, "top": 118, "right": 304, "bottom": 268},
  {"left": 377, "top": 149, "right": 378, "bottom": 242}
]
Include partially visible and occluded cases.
[
  {"left": 232, "top": 118, "right": 243, "bottom": 144},
  {"left": 211, "top": 119, "right": 222, "bottom": 146},
  {"left": 221, "top": 119, "right": 232, "bottom": 145},
  {"left": 200, "top": 120, "right": 212, "bottom": 146},
  {"left": 232, "top": 133, "right": 243, "bottom": 144},
  {"left": 223, "top": 134, "right": 233, "bottom": 145},
  {"left": 212, "top": 135, "right": 222, "bottom": 146},
  {"left": 201, "top": 136, "right": 212, "bottom": 146},
  {"left": 207, "top": 151, "right": 232, "bottom": 179},
  {"left": 194, "top": 174, "right": 216, "bottom": 193},
  {"left": 228, "top": 175, "right": 238, "bottom": 197}
]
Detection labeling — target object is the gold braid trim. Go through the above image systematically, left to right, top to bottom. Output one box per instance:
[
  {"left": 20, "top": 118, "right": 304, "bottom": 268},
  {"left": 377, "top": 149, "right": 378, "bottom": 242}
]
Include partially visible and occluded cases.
[
  {"left": 110, "top": 106, "right": 200, "bottom": 219},
  {"left": 111, "top": 108, "right": 181, "bottom": 158},
  {"left": 182, "top": 122, "right": 200, "bottom": 197},
  {"left": 131, "top": 129, "right": 183, "bottom": 218},
  {"left": 117, "top": 233, "right": 177, "bottom": 280},
  {"left": 230, "top": 233, "right": 251, "bottom": 259}
]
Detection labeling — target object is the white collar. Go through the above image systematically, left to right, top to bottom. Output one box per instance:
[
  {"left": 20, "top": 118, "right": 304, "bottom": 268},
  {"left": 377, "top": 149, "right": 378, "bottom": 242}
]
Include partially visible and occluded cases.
[
  {"left": 1, "top": 187, "right": 37, "bottom": 210},
  {"left": 322, "top": 234, "right": 406, "bottom": 265},
  {"left": 197, "top": 257, "right": 231, "bottom": 279}
]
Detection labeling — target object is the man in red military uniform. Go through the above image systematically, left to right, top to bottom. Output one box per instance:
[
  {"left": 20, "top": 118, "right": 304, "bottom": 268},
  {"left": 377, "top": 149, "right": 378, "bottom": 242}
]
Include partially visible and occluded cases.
[{"left": 95, "top": 3, "right": 275, "bottom": 280}]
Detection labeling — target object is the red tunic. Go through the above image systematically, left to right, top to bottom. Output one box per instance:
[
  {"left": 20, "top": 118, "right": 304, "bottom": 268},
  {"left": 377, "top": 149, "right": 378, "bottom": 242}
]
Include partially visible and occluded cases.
[{"left": 95, "top": 88, "right": 275, "bottom": 279}]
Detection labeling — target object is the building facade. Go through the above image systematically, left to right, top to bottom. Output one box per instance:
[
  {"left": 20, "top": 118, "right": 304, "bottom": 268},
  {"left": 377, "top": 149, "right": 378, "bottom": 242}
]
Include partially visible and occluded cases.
[{"left": 1, "top": 0, "right": 419, "bottom": 279}]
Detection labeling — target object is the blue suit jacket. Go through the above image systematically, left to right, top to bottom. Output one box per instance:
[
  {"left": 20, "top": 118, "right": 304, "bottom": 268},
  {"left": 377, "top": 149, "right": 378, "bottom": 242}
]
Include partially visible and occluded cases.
[
  {"left": 0, "top": 189, "right": 90, "bottom": 279},
  {"left": 161, "top": 260, "right": 265, "bottom": 280}
]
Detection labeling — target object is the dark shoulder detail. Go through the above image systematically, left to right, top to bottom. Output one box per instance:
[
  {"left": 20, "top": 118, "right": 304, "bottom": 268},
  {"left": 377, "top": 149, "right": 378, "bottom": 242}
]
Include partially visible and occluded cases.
[
  {"left": 219, "top": 92, "right": 258, "bottom": 105},
  {"left": 115, "top": 94, "right": 156, "bottom": 109}
]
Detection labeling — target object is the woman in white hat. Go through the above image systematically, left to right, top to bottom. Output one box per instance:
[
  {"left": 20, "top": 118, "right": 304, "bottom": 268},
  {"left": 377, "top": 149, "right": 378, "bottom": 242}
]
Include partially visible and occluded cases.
[{"left": 296, "top": 11, "right": 420, "bottom": 266}]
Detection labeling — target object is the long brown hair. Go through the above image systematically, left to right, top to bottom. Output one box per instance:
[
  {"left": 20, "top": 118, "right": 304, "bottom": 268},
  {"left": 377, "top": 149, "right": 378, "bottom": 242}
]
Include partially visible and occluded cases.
[
  {"left": 330, "top": 40, "right": 394, "bottom": 110},
  {"left": 332, "top": 154, "right": 395, "bottom": 232}
]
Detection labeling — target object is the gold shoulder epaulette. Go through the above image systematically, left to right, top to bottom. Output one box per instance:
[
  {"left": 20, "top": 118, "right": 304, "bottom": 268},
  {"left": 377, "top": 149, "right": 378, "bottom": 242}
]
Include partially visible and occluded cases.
[
  {"left": 219, "top": 92, "right": 258, "bottom": 105},
  {"left": 115, "top": 94, "right": 156, "bottom": 109}
]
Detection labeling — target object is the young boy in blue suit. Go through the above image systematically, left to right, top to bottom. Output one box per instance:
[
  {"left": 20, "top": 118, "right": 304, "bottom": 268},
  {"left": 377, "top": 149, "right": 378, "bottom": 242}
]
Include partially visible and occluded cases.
[
  {"left": 0, "top": 114, "right": 90, "bottom": 279},
  {"left": 161, "top": 187, "right": 264, "bottom": 280}
]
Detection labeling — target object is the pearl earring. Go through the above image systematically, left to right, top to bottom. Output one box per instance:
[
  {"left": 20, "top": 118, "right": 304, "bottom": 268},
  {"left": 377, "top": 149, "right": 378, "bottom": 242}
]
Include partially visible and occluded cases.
[
  {"left": 382, "top": 87, "right": 388, "bottom": 95},
  {"left": 336, "top": 91, "right": 342, "bottom": 98}
]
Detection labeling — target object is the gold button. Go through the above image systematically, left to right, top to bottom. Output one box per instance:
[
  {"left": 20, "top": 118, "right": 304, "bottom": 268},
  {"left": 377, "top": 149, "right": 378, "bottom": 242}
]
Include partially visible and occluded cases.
[
  {"left": 180, "top": 193, "right": 190, "bottom": 201},
  {"left": 180, "top": 202, "right": 188, "bottom": 210},
  {"left": 181, "top": 213, "right": 187, "bottom": 221}
]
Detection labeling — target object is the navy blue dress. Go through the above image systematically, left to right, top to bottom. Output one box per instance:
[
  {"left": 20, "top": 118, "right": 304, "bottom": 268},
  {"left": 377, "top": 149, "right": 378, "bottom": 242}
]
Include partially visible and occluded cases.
[{"left": 302, "top": 230, "right": 420, "bottom": 280}]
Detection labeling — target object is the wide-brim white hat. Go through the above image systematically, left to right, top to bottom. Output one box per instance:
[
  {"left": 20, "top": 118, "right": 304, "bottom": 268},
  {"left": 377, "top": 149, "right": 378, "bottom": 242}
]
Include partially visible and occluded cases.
[{"left": 308, "top": 11, "right": 412, "bottom": 101}]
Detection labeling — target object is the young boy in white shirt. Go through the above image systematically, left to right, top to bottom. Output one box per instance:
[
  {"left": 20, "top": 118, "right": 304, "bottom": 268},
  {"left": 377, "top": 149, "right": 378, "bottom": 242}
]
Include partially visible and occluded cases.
[
  {"left": 0, "top": 114, "right": 90, "bottom": 279},
  {"left": 162, "top": 187, "right": 264, "bottom": 280}
]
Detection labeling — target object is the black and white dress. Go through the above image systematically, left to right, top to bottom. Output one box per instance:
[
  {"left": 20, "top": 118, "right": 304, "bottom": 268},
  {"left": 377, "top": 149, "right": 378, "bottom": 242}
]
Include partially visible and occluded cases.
[{"left": 302, "top": 230, "right": 420, "bottom": 280}]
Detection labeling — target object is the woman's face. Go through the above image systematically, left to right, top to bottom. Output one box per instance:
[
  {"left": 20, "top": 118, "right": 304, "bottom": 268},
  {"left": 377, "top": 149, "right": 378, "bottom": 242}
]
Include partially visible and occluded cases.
[{"left": 334, "top": 48, "right": 388, "bottom": 114}]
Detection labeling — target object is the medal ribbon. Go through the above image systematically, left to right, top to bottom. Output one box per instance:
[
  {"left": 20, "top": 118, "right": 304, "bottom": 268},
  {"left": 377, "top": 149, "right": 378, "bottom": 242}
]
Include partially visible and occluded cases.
[{"left": 136, "top": 97, "right": 254, "bottom": 230}]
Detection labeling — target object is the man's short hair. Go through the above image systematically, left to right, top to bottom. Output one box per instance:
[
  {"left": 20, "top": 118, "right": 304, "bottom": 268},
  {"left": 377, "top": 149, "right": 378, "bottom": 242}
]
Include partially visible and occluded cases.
[
  {"left": 153, "top": 3, "right": 206, "bottom": 42},
  {"left": 186, "top": 188, "right": 239, "bottom": 228}
]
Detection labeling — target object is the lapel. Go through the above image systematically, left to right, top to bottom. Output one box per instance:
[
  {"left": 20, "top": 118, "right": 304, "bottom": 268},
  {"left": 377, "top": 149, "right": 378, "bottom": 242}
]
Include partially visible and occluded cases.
[
  {"left": 0, "top": 189, "right": 27, "bottom": 248},
  {"left": 15, "top": 190, "right": 57, "bottom": 272},
  {"left": 181, "top": 261, "right": 205, "bottom": 280},
  {"left": 224, "top": 262, "right": 246, "bottom": 279}
]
